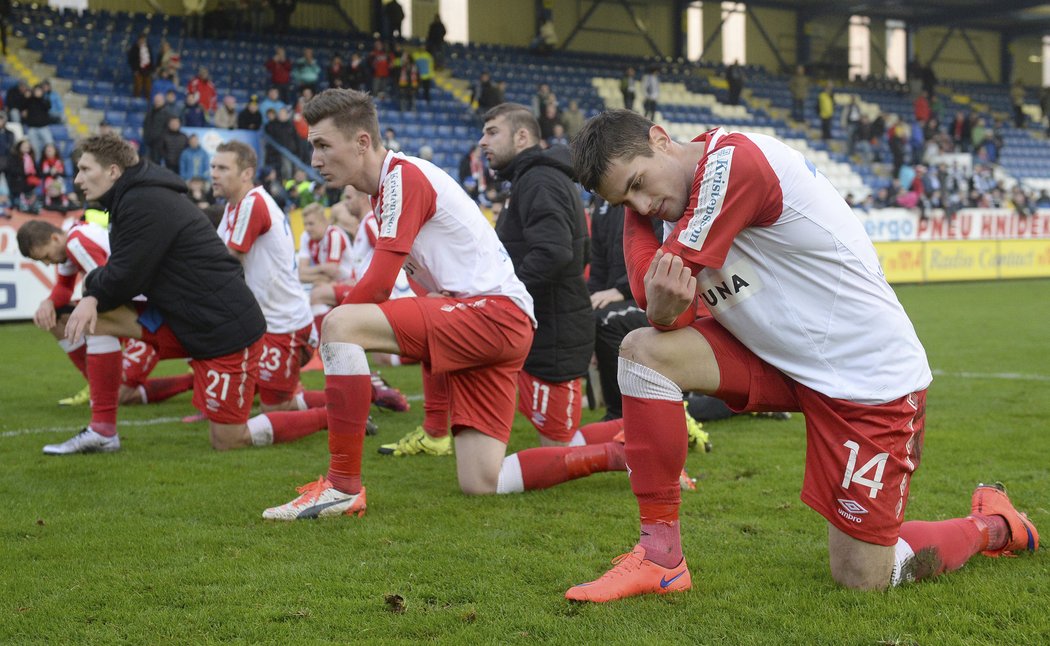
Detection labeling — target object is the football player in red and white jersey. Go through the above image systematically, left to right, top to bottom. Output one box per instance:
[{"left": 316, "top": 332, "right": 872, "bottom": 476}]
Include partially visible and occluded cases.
[
  {"left": 263, "top": 89, "right": 536, "bottom": 520},
  {"left": 560, "top": 110, "right": 1038, "bottom": 601},
  {"left": 210, "top": 141, "right": 330, "bottom": 447},
  {"left": 297, "top": 202, "right": 354, "bottom": 288},
  {"left": 17, "top": 220, "right": 194, "bottom": 454}
]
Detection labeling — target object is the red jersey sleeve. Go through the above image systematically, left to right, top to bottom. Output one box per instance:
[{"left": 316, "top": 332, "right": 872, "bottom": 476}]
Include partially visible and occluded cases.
[
  {"left": 663, "top": 135, "right": 783, "bottom": 272},
  {"left": 372, "top": 161, "right": 437, "bottom": 255},
  {"left": 226, "top": 193, "right": 272, "bottom": 253},
  {"left": 622, "top": 207, "right": 663, "bottom": 310},
  {"left": 64, "top": 230, "right": 108, "bottom": 275},
  {"left": 341, "top": 249, "right": 407, "bottom": 305},
  {"left": 48, "top": 273, "right": 77, "bottom": 308}
]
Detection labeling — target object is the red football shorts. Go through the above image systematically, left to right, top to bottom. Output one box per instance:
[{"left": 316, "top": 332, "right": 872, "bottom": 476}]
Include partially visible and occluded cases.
[
  {"left": 379, "top": 295, "right": 533, "bottom": 443},
  {"left": 690, "top": 316, "right": 927, "bottom": 547},
  {"left": 139, "top": 322, "right": 263, "bottom": 425},
  {"left": 256, "top": 323, "right": 317, "bottom": 405},
  {"left": 121, "top": 338, "right": 160, "bottom": 388},
  {"left": 516, "top": 372, "right": 583, "bottom": 443}
]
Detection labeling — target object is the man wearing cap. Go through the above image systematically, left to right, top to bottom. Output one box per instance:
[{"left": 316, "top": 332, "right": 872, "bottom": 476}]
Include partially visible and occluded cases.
[{"left": 238, "top": 96, "right": 262, "bottom": 131}]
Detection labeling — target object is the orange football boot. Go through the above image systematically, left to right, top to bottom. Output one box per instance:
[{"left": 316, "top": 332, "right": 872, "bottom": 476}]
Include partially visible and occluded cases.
[
  {"left": 971, "top": 482, "right": 1039, "bottom": 557},
  {"left": 565, "top": 545, "right": 691, "bottom": 602}
]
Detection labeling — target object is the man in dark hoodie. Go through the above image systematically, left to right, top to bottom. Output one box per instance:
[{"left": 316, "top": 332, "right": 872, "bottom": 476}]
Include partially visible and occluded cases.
[
  {"left": 478, "top": 103, "right": 593, "bottom": 448},
  {"left": 63, "top": 134, "right": 267, "bottom": 453}
]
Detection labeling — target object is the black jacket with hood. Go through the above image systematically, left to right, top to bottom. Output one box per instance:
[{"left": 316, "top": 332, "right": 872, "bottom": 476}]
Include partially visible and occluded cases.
[
  {"left": 495, "top": 144, "right": 593, "bottom": 382},
  {"left": 84, "top": 159, "right": 265, "bottom": 359}
]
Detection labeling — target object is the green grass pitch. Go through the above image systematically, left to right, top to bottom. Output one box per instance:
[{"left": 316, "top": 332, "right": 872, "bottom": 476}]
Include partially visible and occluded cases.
[{"left": 1, "top": 280, "right": 1048, "bottom": 644}]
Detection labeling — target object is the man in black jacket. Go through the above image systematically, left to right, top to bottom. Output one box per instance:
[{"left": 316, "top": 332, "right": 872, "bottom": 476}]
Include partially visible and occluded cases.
[
  {"left": 479, "top": 103, "right": 593, "bottom": 446},
  {"left": 64, "top": 134, "right": 268, "bottom": 452},
  {"left": 586, "top": 197, "right": 649, "bottom": 419}
]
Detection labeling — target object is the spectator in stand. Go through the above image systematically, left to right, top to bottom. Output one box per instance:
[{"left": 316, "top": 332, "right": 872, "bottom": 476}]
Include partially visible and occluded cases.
[
  {"left": 0, "top": 0, "right": 10, "bottom": 56},
  {"left": 271, "top": 0, "right": 296, "bottom": 35},
  {"left": 382, "top": 0, "right": 405, "bottom": 41},
  {"left": 425, "top": 13, "right": 447, "bottom": 69},
  {"left": 529, "top": 16, "right": 557, "bottom": 55},
  {"left": 127, "top": 33, "right": 154, "bottom": 99},
  {"left": 157, "top": 39, "right": 182, "bottom": 90},
  {"left": 368, "top": 39, "right": 391, "bottom": 99},
  {"left": 265, "top": 47, "right": 294, "bottom": 103},
  {"left": 293, "top": 47, "right": 322, "bottom": 95},
  {"left": 412, "top": 48, "right": 434, "bottom": 104},
  {"left": 396, "top": 51, "right": 418, "bottom": 112},
  {"left": 347, "top": 52, "right": 370, "bottom": 93},
  {"left": 327, "top": 54, "right": 346, "bottom": 89},
  {"left": 725, "top": 60, "right": 745, "bottom": 106},
  {"left": 789, "top": 65, "right": 809, "bottom": 122},
  {"left": 620, "top": 66, "right": 637, "bottom": 112},
  {"left": 641, "top": 66, "right": 659, "bottom": 121},
  {"left": 187, "top": 67, "right": 218, "bottom": 114},
  {"left": 471, "top": 70, "right": 503, "bottom": 117},
  {"left": 5, "top": 80, "right": 29, "bottom": 123},
  {"left": 41, "top": 80, "right": 63, "bottom": 125},
  {"left": 1010, "top": 80, "right": 1026, "bottom": 129},
  {"left": 818, "top": 81, "right": 834, "bottom": 141},
  {"left": 531, "top": 82, "right": 557, "bottom": 118},
  {"left": 23, "top": 84, "right": 54, "bottom": 158},
  {"left": 259, "top": 87, "right": 287, "bottom": 125},
  {"left": 1040, "top": 87, "right": 1050, "bottom": 136},
  {"left": 164, "top": 89, "right": 183, "bottom": 119},
  {"left": 292, "top": 89, "right": 313, "bottom": 162},
  {"left": 913, "top": 91, "right": 931, "bottom": 124},
  {"left": 182, "top": 92, "right": 208, "bottom": 127},
  {"left": 143, "top": 93, "right": 174, "bottom": 164},
  {"left": 213, "top": 95, "right": 238, "bottom": 129},
  {"left": 237, "top": 95, "right": 262, "bottom": 130},
  {"left": 842, "top": 95, "right": 862, "bottom": 156},
  {"left": 561, "top": 99, "right": 585, "bottom": 139},
  {"left": 537, "top": 102, "right": 563, "bottom": 141},
  {"left": 265, "top": 106, "right": 299, "bottom": 180},
  {"left": 949, "top": 111, "right": 969, "bottom": 152},
  {"left": 0, "top": 112, "right": 15, "bottom": 196},
  {"left": 852, "top": 115, "right": 873, "bottom": 164},
  {"left": 159, "top": 116, "right": 189, "bottom": 171},
  {"left": 970, "top": 116, "right": 987, "bottom": 153},
  {"left": 888, "top": 119, "right": 908, "bottom": 177},
  {"left": 547, "top": 123, "right": 569, "bottom": 148},
  {"left": 382, "top": 127, "right": 400, "bottom": 153},
  {"left": 179, "top": 133, "right": 210, "bottom": 181},
  {"left": 7, "top": 139, "right": 41, "bottom": 205},
  {"left": 38, "top": 142, "right": 65, "bottom": 192},
  {"left": 417, "top": 144, "right": 434, "bottom": 163},
  {"left": 458, "top": 144, "right": 486, "bottom": 201},
  {"left": 257, "top": 165, "right": 287, "bottom": 209},
  {"left": 187, "top": 175, "right": 214, "bottom": 209},
  {"left": 41, "top": 177, "right": 76, "bottom": 214}
]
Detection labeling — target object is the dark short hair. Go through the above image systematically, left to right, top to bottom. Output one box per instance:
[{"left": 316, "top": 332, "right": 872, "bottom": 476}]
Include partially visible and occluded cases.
[
  {"left": 303, "top": 89, "right": 381, "bottom": 149},
  {"left": 481, "top": 103, "right": 541, "bottom": 143},
  {"left": 570, "top": 109, "right": 655, "bottom": 193},
  {"left": 73, "top": 134, "right": 139, "bottom": 172},
  {"left": 216, "top": 140, "right": 258, "bottom": 172},
  {"left": 16, "top": 220, "right": 63, "bottom": 258}
]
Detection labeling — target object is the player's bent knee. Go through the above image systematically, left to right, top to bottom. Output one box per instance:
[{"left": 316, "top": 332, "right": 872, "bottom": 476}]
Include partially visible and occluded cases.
[
  {"left": 619, "top": 327, "right": 672, "bottom": 370},
  {"left": 118, "top": 385, "right": 143, "bottom": 406},
  {"left": 209, "top": 423, "right": 252, "bottom": 451},
  {"left": 827, "top": 525, "right": 894, "bottom": 590}
]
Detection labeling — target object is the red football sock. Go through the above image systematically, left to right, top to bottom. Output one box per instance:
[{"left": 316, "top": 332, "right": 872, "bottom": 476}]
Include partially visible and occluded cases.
[
  {"left": 65, "top": 343, "right": 89, "bottom": 380},
  {"left": 87, "top": 351, "right": 122, "bottom": 437},
  {"left": 421, "top": 363, "right": 449, "bottom": 438},
  {"left": 142, "top": 374, "right": 194, "bottom": 403},
  {"left": 325, "top": 374, "right": 372, "bottom": 494},
  {"left": 301, "top": 389, "right": 326, "bottom": 409},
  {"left": 623, "top": 394, "right": 687, "bottom": 568},
  {"left": 267, "top": 407, "right": 328, "bottom": 444},
  {"left": 579, "top": 418, "right": 624, "bottom": 444},
  {"left": 515, "top": 443, "right": 625, "bottom": 490},
  {"left": 898, "top": 518, "right": 987, "bottom": 579}
]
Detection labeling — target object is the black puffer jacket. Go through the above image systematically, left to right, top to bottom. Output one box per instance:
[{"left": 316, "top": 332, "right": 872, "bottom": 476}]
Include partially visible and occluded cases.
[
  {"left": 495, "top": 145, "right": 593, "bottom": 382},
  {"left": 85, "top": 160, "right": 265, "bottom": 359}
]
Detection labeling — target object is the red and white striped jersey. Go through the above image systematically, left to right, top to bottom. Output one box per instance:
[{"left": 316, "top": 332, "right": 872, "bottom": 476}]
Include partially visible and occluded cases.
[
  {"left": 635, "top": 128, "right": 931, "bottom": 403},
  {"left": 370, "top": 151, "right": 534, "bottom": 322},
  {"left": 219, "top": 185, "right": 312, "bottom": 334},
  {"left": 51, "top": 221, "right": 110, "bottom": 307},
  {"left": 298, "top": 224, "right": 354, "bottom": 282}
]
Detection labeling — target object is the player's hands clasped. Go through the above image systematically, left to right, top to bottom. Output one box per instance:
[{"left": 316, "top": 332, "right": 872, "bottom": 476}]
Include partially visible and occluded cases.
[{"left": 643, "top": 250, "right": 696, "bottom": 327}]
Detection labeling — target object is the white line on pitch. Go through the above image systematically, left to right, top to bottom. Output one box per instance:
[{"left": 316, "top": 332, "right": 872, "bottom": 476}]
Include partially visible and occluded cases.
[
  {"left": 932, "top": 369, "right": 1050, "bottom": 382},
  {"left": 0, "top": 416, "right": 187, "bottom": 438}
]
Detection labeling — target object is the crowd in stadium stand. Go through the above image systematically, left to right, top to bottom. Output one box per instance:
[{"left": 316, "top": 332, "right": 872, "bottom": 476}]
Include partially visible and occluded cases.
[{"left": 2, "top": 7, "right": 1049, "bottom": 223}]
